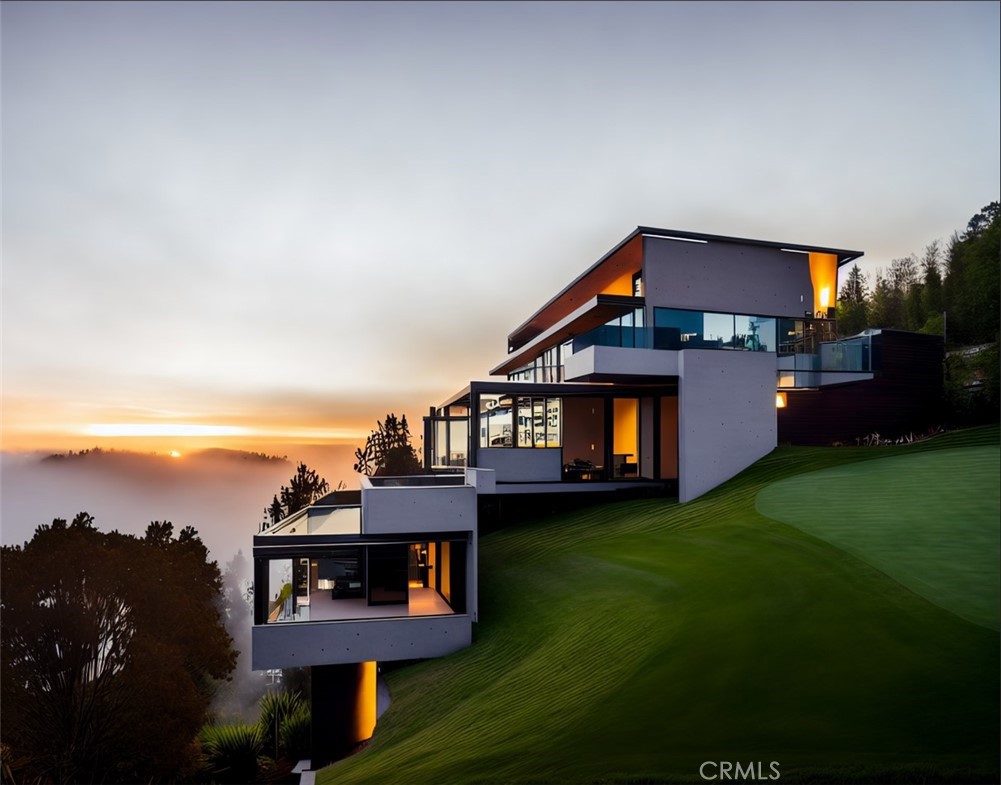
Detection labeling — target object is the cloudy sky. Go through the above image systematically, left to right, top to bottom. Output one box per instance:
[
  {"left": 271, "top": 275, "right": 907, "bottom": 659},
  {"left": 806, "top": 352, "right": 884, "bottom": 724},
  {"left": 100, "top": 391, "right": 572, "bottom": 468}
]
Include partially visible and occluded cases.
[{"left": 2, "top": 0, "right": 998, "bottom": 454}]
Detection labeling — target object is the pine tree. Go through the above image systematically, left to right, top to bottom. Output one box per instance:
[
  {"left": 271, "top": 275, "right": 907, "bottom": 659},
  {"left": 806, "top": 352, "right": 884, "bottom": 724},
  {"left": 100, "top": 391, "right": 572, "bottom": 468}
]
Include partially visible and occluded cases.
[{"left": 837, "top": 264, "right": 868, "bottom": 336}]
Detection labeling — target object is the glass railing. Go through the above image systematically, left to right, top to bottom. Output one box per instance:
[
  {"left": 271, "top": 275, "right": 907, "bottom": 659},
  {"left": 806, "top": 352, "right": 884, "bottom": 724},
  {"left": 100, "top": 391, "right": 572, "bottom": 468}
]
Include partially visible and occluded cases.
[
  {"left": 571, "top": 324, "right": 648, "bottom": 353},
  {"left": 776, "top": 334, "right": 874, "bottom": 387}
]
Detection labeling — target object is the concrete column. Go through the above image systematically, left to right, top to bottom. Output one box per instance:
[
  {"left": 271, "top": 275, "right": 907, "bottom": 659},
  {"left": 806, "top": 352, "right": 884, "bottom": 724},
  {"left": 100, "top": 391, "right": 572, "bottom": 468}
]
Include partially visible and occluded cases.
[{"left": 310, "top": 661, "right": 377, "bottom": 768}]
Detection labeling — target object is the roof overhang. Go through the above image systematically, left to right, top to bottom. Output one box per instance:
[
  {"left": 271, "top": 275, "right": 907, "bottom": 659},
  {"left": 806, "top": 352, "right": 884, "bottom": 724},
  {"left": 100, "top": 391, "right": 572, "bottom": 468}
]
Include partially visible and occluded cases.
[
  {"left": 507, "top": 233, "right": 644, "bottom": 352},
  {"left": 490, "top": 294, "right": 643, "bottom": 377}
]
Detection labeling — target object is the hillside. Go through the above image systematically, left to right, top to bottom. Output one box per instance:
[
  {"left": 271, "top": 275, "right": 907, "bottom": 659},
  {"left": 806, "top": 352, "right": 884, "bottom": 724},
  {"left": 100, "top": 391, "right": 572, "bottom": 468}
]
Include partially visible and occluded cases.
[{"left": 321, "top": 426, "right": 1000, "bottom": 784}]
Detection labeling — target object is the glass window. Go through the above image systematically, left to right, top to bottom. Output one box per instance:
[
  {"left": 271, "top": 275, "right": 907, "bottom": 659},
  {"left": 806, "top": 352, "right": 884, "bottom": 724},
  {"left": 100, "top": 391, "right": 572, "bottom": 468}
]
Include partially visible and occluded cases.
[
  {"left": 654, "top": 308, "right": 778, "bottom": 352},
  {"left": 703, "top": 312, "right": 734, "bottom": 347},
  {"left": 734, "top": 315, "right": 776, "bottom": 352},
  {"left": 480, "top": 396, "right": 561, "bottom": 448},
  {"left": 488, "top": 397, "right": 513, "bottom": 447},
  {"left": 517, "top": 397, "right": 533, "bottom": 446},
  {"left": 546, "top": 398, "right": 561, "bottom": 447},
  {"left": 533, "top": 399, "right": 546, "bottom": 446},
  {"left": 449, "top": 419, "right": 468, "bottom": 466},
  {"left": 435, "top": 420, "right": 448, "bottom": 466},
  {"left": 367, "top": 545, "right": 408, "bottom": 605}
]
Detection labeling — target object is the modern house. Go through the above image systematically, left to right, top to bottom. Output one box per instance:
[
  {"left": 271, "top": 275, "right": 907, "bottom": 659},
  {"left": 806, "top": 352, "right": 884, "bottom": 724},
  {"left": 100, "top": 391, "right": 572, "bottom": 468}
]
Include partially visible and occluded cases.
[
  {"left": 253, "top": 226, "right": 943, "bottom": 769},
  {"left": 423, "top": 227, "right": 897, "bottom": 503},
  {"left": 251, "top": 471, "right": 486, "bottom": 766}
]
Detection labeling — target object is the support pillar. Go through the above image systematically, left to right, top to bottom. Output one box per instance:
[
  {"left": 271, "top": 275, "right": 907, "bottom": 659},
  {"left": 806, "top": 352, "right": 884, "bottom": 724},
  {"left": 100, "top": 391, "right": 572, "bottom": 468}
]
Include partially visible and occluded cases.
[{"left": 310, "top": 661, "right": 377, "bottom": 769}]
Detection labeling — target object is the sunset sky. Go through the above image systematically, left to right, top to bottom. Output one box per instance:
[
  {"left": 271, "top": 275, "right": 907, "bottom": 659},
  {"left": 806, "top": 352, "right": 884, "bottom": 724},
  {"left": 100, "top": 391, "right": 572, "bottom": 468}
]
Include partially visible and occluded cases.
[{"left": 2, "top": 1, "right": 999, "bottom": 455}]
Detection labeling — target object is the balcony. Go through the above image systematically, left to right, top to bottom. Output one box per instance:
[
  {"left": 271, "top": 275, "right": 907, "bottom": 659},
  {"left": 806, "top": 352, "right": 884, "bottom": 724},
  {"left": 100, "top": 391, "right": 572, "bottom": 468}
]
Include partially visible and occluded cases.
[
  {"left": 777, "top": 333, "right": 875, "bottom": 388},
  {"left": 564, "top": 344, "right": 679, "bottom": 382},
  {"left": 252, "top": 471, "right": 481, "bottom": 670},
  {"left": 360, "top": 473, "right": 477, "bottom": 534}
]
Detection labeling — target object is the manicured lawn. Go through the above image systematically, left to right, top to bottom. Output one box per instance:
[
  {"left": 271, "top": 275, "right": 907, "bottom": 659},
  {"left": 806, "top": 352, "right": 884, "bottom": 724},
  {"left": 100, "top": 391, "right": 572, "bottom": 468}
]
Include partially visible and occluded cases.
[
  {"left": 320, "top": 426, "right": 1000, "bottom": 785},
  {"left": 756, "top": 445, "right": 1000, "bottom": 630}
]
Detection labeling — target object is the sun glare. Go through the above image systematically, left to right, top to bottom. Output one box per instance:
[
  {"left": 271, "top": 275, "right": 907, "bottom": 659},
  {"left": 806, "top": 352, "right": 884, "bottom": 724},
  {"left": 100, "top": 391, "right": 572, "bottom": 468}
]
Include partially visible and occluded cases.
[{"left": 169, "top": 450, "right": 182, "bottom": 458}]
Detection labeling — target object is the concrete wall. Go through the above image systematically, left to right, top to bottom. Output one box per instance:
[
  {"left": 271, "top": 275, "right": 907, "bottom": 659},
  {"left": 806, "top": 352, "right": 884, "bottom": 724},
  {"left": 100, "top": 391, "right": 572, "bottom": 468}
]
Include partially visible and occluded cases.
[
  {"left": 643, "top": 236, "right": 813, "bottom": 319},
  {"left": 564, "top": 344, "right": 680, "bottom": 380},
  {"left": 678, "top": 350, "right": 776, "bottom": 502},
  {"left": 477, "top": 447, "right": 562, "bottom": 482},
  {"left": 464, "top": 467, "right": 496, "bottom": 494},
  {"left": 361, "top": 481, "right": 476, "bottom": 534},
  {"left": 252, "top": 615, "right": 472, "bottom": 669}
]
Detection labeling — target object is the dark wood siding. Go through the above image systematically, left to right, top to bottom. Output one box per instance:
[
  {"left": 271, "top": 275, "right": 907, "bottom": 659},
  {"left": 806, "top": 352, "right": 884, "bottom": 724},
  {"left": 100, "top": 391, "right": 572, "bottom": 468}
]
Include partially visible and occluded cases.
[{"left": 778, "top": 330, "right": 945, "bottom": 445}]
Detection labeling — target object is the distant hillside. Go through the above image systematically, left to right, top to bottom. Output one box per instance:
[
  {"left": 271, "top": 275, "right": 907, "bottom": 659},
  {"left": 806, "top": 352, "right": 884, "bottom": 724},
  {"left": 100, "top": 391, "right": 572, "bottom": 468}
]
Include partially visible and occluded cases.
[
  {"left": 323, "top": 425, "right": 1000, "bottom": 785},
  {"left": 0, "top": 443, "right": 359, "bottom": 565},
  {"left": 41, "top": 446, "right": 289, "bottom": 463}
]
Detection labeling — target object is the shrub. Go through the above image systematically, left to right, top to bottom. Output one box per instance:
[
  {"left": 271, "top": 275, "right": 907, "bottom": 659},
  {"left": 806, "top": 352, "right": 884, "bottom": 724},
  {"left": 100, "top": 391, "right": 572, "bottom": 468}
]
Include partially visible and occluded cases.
[
  {"left": 257, "top": 690, "right": 307, "bottom": 761},
  {"left": 280, "top": 706, "right": 311, "bottom": 764},
  {"left": 198, "top": 723, "right": 263, "bottom": 784}
]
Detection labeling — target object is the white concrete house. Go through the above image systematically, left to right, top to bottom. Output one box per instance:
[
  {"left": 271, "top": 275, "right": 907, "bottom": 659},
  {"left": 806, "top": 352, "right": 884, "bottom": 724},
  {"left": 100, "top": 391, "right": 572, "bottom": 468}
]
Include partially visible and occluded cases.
[
  {"left": 253, "top": 227, "right": 947, "bottom": 768},
  {"left": 424, "top": 227, "right": 869, "bottom": 503},
  {"left": 252, "top": 472, "right": 482, "bottom": 766}
]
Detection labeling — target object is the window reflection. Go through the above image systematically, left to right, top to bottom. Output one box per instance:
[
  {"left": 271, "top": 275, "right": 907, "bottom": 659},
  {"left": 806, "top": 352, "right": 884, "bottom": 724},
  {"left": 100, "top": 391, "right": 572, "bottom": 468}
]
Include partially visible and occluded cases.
[
  {"left": 653, "top": 308, "right": 776, "bottom": 352},
  {"left": 480, "top": 395, "right": 561, "bottom": 448}
]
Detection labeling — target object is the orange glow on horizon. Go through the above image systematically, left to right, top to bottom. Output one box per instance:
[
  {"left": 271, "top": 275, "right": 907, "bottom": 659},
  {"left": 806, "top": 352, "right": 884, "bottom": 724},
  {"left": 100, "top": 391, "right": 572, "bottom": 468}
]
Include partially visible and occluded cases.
[
  {"left": 1, "top": 395, "right": 428, "bottom": 454},
  {"left": 86, "top": 423, "right": 250, "bottom": 437},
  {"left": 169, "top": 450, "right": 182, "bottom": 458}
]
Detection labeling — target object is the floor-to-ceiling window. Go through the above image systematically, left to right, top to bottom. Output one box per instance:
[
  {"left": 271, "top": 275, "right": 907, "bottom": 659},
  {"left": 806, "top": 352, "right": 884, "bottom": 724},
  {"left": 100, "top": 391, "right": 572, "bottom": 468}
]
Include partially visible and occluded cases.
[
  {"left": 653, "top": 308, "right": 777, "bottom": 351},
  {"left": 480, "top": 395, "right": 561, "bottom": 449}
]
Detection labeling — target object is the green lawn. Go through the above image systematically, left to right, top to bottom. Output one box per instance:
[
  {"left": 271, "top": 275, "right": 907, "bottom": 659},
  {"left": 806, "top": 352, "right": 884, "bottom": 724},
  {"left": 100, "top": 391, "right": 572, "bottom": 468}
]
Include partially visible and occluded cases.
[
  {"left": 321, "top": 426, "right": 1000, "bottom": 785},
  {"left": 756, "top": 445, "right": 1000, "bottom": 630}
]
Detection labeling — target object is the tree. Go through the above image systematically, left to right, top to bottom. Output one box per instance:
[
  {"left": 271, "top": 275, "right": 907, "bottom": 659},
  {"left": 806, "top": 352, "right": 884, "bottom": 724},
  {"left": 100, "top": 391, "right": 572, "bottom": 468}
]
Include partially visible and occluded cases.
[
  {"left": 962, "top": 200, "right": 1000, "bottom": 239},
  {"left": 946, "top": 204, "right": 1000, "bottom": 344},
  {"left": 920, "top": 240, "right": 945, "bottom": 324},
  {"left": 888, "top": 254, "right": 919, "bottom": 293},
  {"left": 837, "top": 264, "right": 868, "bottom": 336},
  {"left": 866, "top": 271, "right": 896, "bottom": 329},
  {"left": 904, "top": 281, "right": 926, "bottom": 332},
  {"left": 353, "top": 413, "right": 422, "bottom": 476},
  {"left": 262, "top": 463, "right": 330, "bottom": 528},
  {"left": 1, "top": 514, "right": 235, "bottom": 784}
]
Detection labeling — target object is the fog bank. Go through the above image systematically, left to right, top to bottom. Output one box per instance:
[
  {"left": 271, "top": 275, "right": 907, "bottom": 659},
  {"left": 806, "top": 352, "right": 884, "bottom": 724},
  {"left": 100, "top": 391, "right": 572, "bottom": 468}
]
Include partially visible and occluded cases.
[{"left": 0, "top": 445, "right": 360, "bottom": 567}]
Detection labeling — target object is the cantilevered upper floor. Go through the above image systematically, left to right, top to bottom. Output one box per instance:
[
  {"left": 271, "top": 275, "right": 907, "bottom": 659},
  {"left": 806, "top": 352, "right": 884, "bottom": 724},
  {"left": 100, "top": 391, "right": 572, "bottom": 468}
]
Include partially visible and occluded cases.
[
  {"left": 492, "top": 228, "right": 863, "bottom": 381},
  {"left": 251, "top": 472, "right": 484, "bottom": 670}
]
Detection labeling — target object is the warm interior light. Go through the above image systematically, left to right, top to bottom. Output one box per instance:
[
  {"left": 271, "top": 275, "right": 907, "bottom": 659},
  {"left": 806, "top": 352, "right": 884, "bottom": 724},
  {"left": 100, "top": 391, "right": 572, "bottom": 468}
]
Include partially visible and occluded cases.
[
  {"left": 809, "top": 253, "right": 837, "bottom": 316},
  {"left": 775, "top": 393, "right": 787, "bottom": 409},
  {"left": 352, "top": 661, "right": 378, "bottom": 742}
]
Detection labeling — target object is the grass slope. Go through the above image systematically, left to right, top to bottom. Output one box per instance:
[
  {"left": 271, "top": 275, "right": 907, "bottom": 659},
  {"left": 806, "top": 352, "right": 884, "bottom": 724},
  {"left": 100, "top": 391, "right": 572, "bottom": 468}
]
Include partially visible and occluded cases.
[
  {"left": 321, "top": 426, "right": 1000, "bottom": 785},
  {"left": 756, "top": 445, "right": 1000, "bottom": 630}
]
